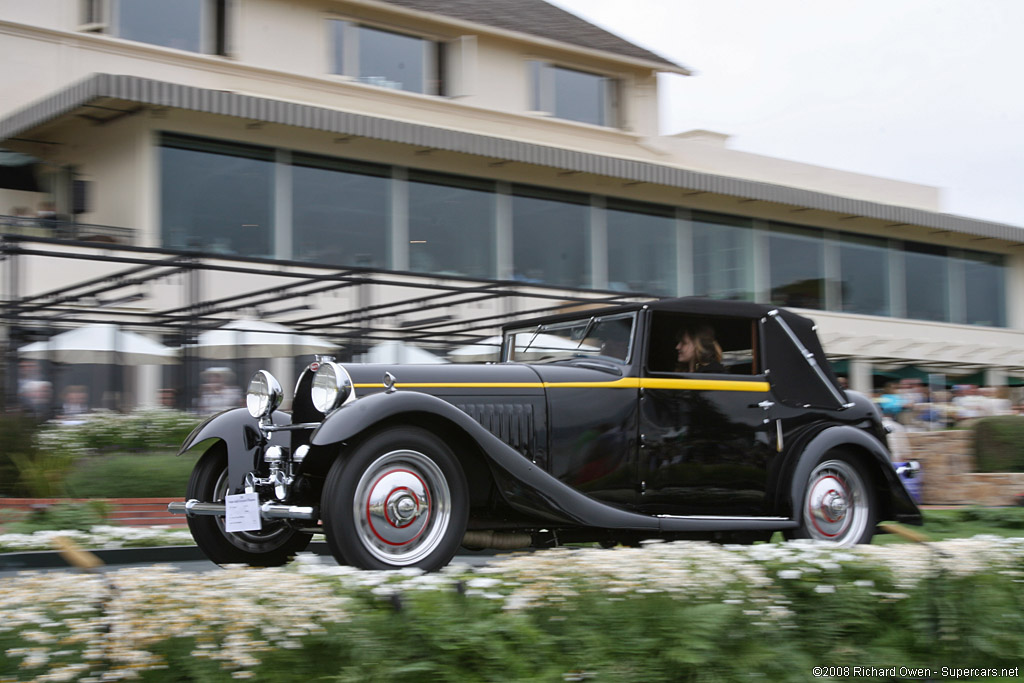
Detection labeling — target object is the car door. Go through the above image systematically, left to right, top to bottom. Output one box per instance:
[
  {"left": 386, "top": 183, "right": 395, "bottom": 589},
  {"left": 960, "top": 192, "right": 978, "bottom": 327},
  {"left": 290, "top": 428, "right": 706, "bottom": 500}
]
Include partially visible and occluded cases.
[{"left": 636, "top": 312, "right": 778, "bottom": 517}]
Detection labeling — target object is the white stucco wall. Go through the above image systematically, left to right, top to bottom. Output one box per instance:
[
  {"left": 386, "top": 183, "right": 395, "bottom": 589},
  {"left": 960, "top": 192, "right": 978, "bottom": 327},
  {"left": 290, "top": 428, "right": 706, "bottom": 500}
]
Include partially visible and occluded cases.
[{"left": 0, "top": 4, "right": 938, "bottom": 208}]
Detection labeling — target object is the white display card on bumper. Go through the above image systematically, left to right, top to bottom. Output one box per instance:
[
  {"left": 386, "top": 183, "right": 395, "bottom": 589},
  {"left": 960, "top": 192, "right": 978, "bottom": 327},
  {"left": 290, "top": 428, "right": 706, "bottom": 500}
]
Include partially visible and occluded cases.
[{"left": 225, "top": 492, "right": 262, "bottom": 532}]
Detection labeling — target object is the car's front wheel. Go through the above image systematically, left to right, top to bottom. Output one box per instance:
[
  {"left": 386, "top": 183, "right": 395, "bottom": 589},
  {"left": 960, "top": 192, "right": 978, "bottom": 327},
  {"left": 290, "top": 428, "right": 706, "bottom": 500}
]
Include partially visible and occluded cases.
[
  {"left": 321, "top": 427, "right": 469, "bottom": 571},
  {"left": 186, "top": 444, "right": 312, "bottom": 566},
  {"left": 786, "top": 452, "right": 876, "bottom": 546}
]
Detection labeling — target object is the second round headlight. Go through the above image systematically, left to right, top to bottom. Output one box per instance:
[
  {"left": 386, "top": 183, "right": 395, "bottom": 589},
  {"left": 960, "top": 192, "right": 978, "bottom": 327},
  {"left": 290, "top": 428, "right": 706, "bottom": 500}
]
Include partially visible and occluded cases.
[
  {"left": 311, "top": 361, "right": 355, "bottom": 414},
  {"left": 246, "top": 370, "right": 283, "bottom": 419}
]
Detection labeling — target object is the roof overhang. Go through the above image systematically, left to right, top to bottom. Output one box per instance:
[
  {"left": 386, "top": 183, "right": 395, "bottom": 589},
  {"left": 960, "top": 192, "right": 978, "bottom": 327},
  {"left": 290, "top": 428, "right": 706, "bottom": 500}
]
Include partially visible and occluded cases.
[{"left": 3, "top": 74, "right": 1022, "bottom": 242}]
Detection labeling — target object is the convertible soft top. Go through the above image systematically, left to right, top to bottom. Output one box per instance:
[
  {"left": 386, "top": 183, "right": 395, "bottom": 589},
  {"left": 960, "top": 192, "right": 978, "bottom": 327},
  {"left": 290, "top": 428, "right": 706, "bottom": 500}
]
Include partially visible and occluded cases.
[{"left": 502, "top": 296, "right": 848, "bottom": 410}]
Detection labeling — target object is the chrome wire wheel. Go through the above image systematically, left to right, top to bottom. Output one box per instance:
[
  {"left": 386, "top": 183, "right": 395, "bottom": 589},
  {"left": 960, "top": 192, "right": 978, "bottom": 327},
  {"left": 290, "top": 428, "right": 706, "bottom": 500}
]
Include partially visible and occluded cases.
[
  {"left": 185, "top": 444, "right": 311, "bottom": 566},
  {"left": 353, "top": 449, "right": 453, "bottom": 566},
  {"left": 802, "top": 459, "right": 871, "bottom": 546},
  {"left": 211, "top": 467, "right": 291, "bottom": 549}
]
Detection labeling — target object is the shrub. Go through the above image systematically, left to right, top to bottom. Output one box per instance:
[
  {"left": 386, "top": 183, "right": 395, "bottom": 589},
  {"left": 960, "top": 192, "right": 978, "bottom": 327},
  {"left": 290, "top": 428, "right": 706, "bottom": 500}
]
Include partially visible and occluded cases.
[
  {"left": 0, "top": 415, "right": 40, "bottom": 496},
  {"left": 973, "top": 416, "right": 1024, "bottom": 472},
  {"left": 64, "top": 451, "right": 198, "bottom": 498},
  {"left": 2, "top": 499, "right": 110, "bottom": 533}
]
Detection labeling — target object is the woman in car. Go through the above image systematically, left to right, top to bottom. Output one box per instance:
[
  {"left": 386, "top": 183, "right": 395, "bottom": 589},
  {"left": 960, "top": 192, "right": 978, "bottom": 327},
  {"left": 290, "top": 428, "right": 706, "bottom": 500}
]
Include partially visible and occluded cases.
[{"left": 675, "top": 324, "right": 726, "bottom": 373}]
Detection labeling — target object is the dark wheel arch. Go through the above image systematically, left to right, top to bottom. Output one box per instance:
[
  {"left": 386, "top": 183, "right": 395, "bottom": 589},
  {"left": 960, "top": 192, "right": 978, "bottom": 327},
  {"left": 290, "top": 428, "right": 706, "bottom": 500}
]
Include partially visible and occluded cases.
[
  {"left": 777, "top": 425, "right": 921, "bottom": 527},
  {"left": 186, "top": 443, "right": 312, "bottom": 566}
]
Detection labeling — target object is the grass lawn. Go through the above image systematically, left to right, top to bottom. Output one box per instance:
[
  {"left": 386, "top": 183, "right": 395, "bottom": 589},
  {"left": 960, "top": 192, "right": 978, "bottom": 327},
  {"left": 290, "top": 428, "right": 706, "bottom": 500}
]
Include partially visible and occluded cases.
[{"left": 873, "top": 506, "right": 1024, "bottom": 544}]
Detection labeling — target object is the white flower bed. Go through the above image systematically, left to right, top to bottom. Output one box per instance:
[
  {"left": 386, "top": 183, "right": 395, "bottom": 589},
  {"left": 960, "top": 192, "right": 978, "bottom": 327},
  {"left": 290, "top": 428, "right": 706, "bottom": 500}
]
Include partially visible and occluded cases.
[
  {"left": 0, "top": 526, "right": 195, "bottom": 553},
  {"left": 2, "top": 536, "right": 1022, "bottom": 680}
]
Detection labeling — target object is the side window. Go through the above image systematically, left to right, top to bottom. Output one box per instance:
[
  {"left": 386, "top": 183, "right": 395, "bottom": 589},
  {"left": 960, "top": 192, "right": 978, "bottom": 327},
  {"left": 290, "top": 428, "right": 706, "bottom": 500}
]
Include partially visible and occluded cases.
[
  {"left": 83, "top": 0, "right": 228, "bottom": 56},
  {"left": 330, "top": 20, "right": 441, "bottom": 95},
  {"left": 529, "top": 61, "right": 617, "bottom": 127},
  {"left": 646, "top": 312, "right": 758, "bottom": 376}
]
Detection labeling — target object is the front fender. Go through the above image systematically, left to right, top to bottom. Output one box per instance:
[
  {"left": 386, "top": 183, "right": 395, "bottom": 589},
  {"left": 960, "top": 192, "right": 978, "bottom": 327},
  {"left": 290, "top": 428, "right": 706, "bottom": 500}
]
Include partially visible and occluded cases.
[
  {"left": 311, "top": 391, "right": 662, "bottom": 531},
  {"left": 178, "top": 408, "right": 292, "bottom": 493},
  {"left": 783, "top": 425, "right": 922, "bottom": 526}
]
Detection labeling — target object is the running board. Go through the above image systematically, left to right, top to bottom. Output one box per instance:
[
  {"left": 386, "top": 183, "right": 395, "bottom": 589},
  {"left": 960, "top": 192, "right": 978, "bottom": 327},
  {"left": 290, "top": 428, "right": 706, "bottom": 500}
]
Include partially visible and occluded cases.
[
  {"left": 168, "top": 499, "right": 318, "bottom": 521},
  {"left": 657, "top": 515, "right": 798, "bottom": 532}
]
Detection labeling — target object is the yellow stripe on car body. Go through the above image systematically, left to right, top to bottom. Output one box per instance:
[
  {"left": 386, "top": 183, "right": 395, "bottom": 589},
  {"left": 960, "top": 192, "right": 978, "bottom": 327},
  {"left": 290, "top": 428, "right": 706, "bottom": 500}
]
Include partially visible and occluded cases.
[{"left": 354, "top": 378, "right": 770, "bottom": 392}]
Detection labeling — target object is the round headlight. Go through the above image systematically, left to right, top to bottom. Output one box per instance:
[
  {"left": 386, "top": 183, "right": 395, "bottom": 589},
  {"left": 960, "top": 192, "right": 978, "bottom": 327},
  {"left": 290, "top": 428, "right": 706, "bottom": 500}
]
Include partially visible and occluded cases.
[
  {"left": 311, "top": 361, "right": 354, "bottom": 414},
  {"left": 246, "top": 370, "right": 283, "bottom": 419}
]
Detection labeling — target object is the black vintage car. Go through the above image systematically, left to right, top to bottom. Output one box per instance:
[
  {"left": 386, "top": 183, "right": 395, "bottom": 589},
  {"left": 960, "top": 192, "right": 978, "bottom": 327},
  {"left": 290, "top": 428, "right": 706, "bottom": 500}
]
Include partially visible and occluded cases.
[{"left": 170, "top": 298, "right": 922, "bottom": 570}]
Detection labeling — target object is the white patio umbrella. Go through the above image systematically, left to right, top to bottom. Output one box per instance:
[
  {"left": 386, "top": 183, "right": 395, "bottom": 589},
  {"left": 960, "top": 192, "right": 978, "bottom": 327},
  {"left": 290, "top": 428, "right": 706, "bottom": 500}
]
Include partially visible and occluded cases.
[
  {"left": 189, "top": 319, "right": 337, "bottom": 359},
  {"left": 18, "top": 324, "right": 177, "bottom": 365},
  {"left": 448, "top": 333, "right": 598, "bottom": 363},
  {"left": 362, "top": 340, "right": 448, "bottom": 364}
]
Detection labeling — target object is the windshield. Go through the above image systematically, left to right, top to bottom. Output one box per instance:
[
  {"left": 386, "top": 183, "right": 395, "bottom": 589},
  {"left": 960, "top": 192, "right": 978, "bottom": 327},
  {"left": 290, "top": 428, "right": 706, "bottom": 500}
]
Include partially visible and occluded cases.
[{"left": 503, "top": 313, "right": 636, "bottom": 363}]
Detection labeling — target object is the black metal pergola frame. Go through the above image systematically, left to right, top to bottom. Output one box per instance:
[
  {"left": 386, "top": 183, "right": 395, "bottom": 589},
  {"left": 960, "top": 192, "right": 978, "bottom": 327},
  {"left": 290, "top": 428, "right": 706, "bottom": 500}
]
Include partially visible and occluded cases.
[{"left": 1, "top": 233, "right": 653, "bottom": 412}]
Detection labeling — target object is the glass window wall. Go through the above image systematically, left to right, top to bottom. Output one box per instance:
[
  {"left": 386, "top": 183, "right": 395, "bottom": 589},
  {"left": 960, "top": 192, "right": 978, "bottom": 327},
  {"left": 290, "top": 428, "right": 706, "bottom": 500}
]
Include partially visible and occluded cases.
[
  {"left": 154, "top": 135, "right": 1008, "bottom": 328},
  {"left": 160, "top": 135, "right": 274, "bottom": 257},
  {"left": 292, "top": 154, "right": 390, "bottom": 269},
  {"left": 408, "top": 172, "right": 496, "bottom": 278},
  {"left": 512, "top": 187, "right": 590, "bottom": 288},
  {"left": 606, "top": 200, "right": 676, "bottom": 296},
  {"left": 692, "top": 212, "right": 754, "bottom": 301},
  {"left": 768, "top": 223, "right": 825, "bottom": 310},
  {"left": 838, "top": 234, "right": 890, "bottom": 316},
  {"left": 904, "top": 242, "right": 950, "bottom": 322},
  {"left": 961, "top": 250, "right": 1006, "bottom": 327}
]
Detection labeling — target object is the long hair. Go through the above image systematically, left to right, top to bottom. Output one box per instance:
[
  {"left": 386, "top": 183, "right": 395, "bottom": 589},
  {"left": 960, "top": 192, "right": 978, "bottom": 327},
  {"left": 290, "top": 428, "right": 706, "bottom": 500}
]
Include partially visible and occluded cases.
[{"left": 677, "top": 323, "right": 723, "bottom": 372}]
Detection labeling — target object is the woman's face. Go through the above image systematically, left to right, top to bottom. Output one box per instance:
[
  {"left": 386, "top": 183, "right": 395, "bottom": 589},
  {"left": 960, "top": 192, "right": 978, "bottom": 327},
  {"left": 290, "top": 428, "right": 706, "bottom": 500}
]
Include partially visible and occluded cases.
[{"left": 676, "top": 334, "right": 695, "bottom": 364}]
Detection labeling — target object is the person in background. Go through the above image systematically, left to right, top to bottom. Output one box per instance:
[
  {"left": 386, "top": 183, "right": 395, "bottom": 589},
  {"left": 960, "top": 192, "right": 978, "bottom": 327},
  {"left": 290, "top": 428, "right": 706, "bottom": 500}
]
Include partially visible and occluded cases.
[
  {"left": 198, "top": 367, "right": 242, "bottom": 413},
  {"left": 60, "top": 385, "right": 90, "bottom": 417}
]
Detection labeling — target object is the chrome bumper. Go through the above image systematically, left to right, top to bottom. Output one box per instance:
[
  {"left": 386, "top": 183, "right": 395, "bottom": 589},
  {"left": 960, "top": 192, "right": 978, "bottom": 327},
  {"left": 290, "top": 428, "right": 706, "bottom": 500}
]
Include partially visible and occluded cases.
[{"left": 168, "top": 499, "right": 318, "bottom": 521}]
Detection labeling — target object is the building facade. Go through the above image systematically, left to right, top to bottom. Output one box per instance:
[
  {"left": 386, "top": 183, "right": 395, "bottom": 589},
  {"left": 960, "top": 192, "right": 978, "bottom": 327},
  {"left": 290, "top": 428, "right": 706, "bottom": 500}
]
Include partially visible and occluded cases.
[{"left": 2, "top": 0, "right": 1024, "bottom": 404}]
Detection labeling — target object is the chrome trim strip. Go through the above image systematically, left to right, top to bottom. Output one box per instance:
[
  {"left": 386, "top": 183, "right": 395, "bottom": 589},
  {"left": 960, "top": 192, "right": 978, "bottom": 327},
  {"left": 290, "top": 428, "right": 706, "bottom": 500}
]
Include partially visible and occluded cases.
[{"left": 262, "top": 422, "right": 322, "bottom": 432}]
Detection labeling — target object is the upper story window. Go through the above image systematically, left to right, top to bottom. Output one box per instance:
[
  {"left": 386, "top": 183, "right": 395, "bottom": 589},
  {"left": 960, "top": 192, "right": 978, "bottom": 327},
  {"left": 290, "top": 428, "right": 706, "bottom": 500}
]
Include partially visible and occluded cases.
[
  {"left": 81, "top": 0, "right": 227, "bottom": 55},
  {"left": 330, "top": 20, "right": 440, "bottom": 95},
  {"left": 530, "top": 61, "right": 616, "bottom": 127}
]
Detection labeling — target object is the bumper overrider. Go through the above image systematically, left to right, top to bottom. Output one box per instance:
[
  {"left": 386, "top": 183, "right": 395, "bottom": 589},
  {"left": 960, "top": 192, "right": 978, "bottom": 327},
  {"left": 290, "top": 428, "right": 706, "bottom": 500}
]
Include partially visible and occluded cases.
[{"left": 168, "top": 359, "right": 356, "bottom": 524}]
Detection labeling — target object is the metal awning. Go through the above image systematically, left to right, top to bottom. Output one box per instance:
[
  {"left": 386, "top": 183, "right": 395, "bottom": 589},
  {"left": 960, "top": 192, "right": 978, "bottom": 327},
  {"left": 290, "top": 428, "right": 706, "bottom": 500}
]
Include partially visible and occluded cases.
[{"left": 3, "top": 74, "right": 1023, "bottom": 243}]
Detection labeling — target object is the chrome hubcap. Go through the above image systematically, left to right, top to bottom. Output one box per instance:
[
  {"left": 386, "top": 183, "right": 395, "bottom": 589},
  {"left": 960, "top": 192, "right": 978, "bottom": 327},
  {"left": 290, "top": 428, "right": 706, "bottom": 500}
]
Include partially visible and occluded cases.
[
  {"left": 354, "top": 449, "right": 451, "bottom": 565},
  {"left": 805, "top": 460, "right": 867, "bottom": 546}
]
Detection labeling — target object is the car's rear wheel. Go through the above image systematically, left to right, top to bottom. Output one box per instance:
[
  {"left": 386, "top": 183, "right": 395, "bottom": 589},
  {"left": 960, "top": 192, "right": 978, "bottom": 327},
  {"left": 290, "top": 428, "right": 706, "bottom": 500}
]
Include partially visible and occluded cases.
[
  {"left": 321, "top": 427, "right": 468, "bottom": 571},
  {"left": 186, "top": 444, "right": 312, "bottom": 566},
  {"left": 786, "top": 452, "right": 875, "bottom": 546}
]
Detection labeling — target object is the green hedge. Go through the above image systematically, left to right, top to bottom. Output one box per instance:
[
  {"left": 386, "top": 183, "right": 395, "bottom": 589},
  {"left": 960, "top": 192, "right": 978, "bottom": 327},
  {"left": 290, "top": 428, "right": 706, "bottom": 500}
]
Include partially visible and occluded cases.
[
  {"left": 0, "top": 410, "right": 201, "bottom": 498},
  {"left": 973, "top": 416, "right": 1024, "bottom": 473},
  {"left": 63, "top": 451, "right": 197, "bottom": 498}
]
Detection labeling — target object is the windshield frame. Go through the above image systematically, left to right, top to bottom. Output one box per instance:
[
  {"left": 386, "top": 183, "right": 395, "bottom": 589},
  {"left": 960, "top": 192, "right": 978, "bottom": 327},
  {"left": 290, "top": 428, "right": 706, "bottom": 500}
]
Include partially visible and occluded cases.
[{"left": 502, "top": 311, "right": 638, "bottom": 365}]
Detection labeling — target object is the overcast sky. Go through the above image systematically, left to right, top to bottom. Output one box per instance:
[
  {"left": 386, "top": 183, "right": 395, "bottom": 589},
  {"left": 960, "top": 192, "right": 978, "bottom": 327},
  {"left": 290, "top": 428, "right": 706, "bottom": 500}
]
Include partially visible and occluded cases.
[{"left": 547, "top": 0, "right": 1024, "bottom": 229}]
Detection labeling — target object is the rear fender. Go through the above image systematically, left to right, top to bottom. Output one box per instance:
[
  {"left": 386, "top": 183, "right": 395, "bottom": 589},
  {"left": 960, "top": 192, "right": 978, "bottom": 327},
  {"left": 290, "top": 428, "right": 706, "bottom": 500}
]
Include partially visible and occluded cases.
[
  {"left": 178, "top": 408, "right": 292, "bottom": 494},
  {"left": 780, "top": 425, "right": 923, "bottom": 525}
]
